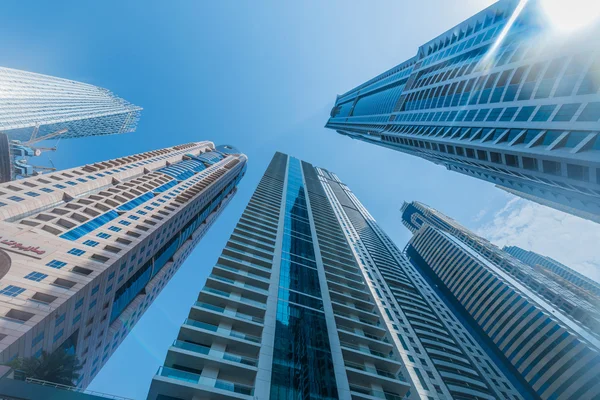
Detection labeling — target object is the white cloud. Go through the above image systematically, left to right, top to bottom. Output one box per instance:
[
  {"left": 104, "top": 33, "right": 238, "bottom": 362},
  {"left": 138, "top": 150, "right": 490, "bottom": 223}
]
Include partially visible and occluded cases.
[{"left": 476, "top": 196, "right": 600, "bottom": 283}]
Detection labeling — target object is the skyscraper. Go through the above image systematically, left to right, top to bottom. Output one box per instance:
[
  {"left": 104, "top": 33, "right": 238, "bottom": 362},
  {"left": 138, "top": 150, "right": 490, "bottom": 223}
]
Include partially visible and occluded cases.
[
  {"left": 326, "top": 0, "right": 600, "bottom": 223},
  {"left": 0, "top": 67, "right": 142, "bottom": 181},
  {"left": 0, "top": 141, "right": 246, "bottom": 388},
  {"left": 148, "top": 153, "right": 521, "bottom": 400},
  {"left": 402, "top": 201, "right": 600, "bottom": 399},
  {"left": 503, "top": 245, "right": 600, "bottom": 296}
]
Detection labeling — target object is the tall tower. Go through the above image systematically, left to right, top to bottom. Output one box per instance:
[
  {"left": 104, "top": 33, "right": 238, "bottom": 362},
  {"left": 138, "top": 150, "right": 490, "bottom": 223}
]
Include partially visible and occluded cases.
[
  {"left": 325, "top": 0, "right": 600, "bottom": 223},
  {"left": 0, "top": 67, "right": 142, "bottom": 181},
  {"left": 0, "top": 141, "right": 246, "bottom": 388},
  {"left": 148, "top": 152, "right": 521, "bottom": 400},
  {"left": 402, "top": 201, "right": 600, "bottom": 399},
  {"left": 503, "top": 245, "right": 600, "bottom": 296}
]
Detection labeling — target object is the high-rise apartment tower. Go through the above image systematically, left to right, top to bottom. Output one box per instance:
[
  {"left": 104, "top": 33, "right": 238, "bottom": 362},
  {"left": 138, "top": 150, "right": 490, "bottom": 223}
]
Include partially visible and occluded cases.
[
  {"left": 326, "top": 0, "right": 600, "bottom": 223},
  {"left": 0, "top": 67, "right": 142, "bottom": 181},
  {"left": 0, "top": 141, "right": 246, "bottom": 388},
  {"left": 148, "top": 153, "right": 521, "bottom": 400},
  {"left": 402, "top": 201, "right": 600, "bottom": 399},
  {"left": 503, "top": 245, "right": 600, "bottom": 296}
]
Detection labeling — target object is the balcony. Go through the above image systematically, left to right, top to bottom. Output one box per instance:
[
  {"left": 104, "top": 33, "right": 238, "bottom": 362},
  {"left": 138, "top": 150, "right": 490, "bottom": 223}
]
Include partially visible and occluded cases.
[
  {"left": 218, "top": 254, "right": 272, "bottom": 275},
  {"left": 214, "top": 263, "right": 270, "bottom": 283},
  {"left": 208, "top": 274, "right": 269, "bottom": 296},
  {"left": 200, "top": 286, "right": 266, "bottom": 310},
  {"left": 329, "top": 288, "right": 374, "bottom": 306},
  {"left": 332, "top": 300, "right": 378, "bottom": 320},
  {"left": 192, "top": 301, "right": 264, "bottom": 325},
  {"left": 334, "top": 311, "right": 385, "bottom": 332},
  {"left": 182, "top": 318, "right": 261, "bottom": 344},
  {"left": 337, "top": 324, "right": 391, "bottom": 346},
  {"left": 172, "top": 340, "right": 258, "bottom": 367},
  {"left": 341, "top": 343, "right": 403, "bottom": 373},
  {"left": 344, "top": 361, "right": 409, "bottom": 396},
  {"left": 153, "top": 366, "right": 254, "bottom": 399},
  {"left": 349, "top": 384, "right": 407, "bottom": 400}
]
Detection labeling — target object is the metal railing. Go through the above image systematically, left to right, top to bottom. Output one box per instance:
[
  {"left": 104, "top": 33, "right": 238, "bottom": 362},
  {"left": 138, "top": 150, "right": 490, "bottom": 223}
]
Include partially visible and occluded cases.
[
  {"left": 156, "top": 367, "right": 254, "bottom": 395},
  {"left": 24, "top": 377, "right": 133, "bottom": 400}
]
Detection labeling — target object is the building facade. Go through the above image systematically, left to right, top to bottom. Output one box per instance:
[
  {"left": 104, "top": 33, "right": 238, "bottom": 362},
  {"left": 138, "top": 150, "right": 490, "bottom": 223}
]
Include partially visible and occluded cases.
[
  {"left": 326, "top": 0, "right": 600, "bottom": 223},
  {"left": 0, "top": 67, "right": 142, "bottom": 181},
  {"left": 0, "top": 141, "right": 246, "bottom": 388},
  {"left": 148, "top": 152, "right": 520, "bottom": 400},
  {"left": 402, "top": 201, "right": 600, "bottom": 399},
  {"left": 504, "top": 245, "right": 600, "bottom": 296}
]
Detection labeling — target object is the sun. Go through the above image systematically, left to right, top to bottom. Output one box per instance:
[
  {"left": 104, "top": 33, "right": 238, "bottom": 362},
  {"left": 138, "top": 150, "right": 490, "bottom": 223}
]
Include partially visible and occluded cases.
[{"left": 540, "top": 0, "right": 600, "bottom": 32}]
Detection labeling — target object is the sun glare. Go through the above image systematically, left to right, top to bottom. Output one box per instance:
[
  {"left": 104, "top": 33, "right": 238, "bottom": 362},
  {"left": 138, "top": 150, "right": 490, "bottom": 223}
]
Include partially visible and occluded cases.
[{"left": 541, "top": 0, "right": 600, "bottom": 32}]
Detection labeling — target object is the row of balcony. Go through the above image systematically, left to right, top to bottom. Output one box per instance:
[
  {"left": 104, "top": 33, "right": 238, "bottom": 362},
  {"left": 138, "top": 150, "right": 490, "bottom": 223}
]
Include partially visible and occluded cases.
[{"left": 157, "top": 366, "right": 254, "bottom": 396}]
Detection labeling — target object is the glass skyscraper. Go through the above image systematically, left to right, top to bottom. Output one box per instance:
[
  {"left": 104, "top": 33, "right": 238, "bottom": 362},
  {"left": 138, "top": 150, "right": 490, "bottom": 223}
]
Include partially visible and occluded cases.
[
  {"left": 326, "top": 0, "right": 600, "bottom": 223},
  {"left": 0, "top": 67, "right": 141, "bottom": 143},
  {"left": 0, "top": 67, "right": 142, "bottom": 182},
  {"left": 0, "top": 141, "right": 246, "bottom": 388},
  {"left": 148, "top": 153, "right": 521, "bottom": 400},
  {"left": 402, "top": 201, "right": 600, "bottom": 399},
  {"left": 503, "top": 245, "right": 600, "bottom": 296}
]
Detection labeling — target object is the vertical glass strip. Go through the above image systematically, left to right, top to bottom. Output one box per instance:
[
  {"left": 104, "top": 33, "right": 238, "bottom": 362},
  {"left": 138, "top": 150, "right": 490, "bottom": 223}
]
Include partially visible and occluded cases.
[{"left": 270, "top": 157, "right": 338, "bottom": 400}]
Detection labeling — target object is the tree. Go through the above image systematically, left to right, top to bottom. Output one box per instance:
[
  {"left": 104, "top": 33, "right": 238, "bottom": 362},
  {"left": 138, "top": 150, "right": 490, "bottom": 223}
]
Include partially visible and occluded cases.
[{"left": 8, "top": 348, "right": 82, "bottom": 386}]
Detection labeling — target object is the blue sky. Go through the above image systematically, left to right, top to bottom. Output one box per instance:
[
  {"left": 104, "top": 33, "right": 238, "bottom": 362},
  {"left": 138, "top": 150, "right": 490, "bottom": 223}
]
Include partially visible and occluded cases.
[{"left": 1, "top": 1, "right": 598, "bottom": 398}]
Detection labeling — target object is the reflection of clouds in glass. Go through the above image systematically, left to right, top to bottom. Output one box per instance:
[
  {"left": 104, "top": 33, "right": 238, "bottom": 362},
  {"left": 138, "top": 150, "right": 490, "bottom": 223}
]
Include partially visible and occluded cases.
[{"left": 477, "top": 197, "right": 600, "bottom": 283}]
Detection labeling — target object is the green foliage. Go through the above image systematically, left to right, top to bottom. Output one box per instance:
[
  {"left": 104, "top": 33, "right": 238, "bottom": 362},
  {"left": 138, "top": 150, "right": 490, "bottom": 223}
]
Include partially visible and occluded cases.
[{"left": 8, "top": 348, "right": 82, "bottom": 386}]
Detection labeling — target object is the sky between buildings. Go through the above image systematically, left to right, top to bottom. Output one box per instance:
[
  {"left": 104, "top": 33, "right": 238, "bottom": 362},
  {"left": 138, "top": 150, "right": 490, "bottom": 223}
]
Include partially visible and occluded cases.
[{"left": 1, "top": 0, "right": 598, "bottom": 398}]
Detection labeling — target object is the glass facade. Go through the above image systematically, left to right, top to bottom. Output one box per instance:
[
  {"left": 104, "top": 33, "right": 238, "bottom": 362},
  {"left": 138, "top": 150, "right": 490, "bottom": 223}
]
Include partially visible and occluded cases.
[
  {"left": 326, "top": 0, "right": 600, "bottom": 223},
  {"left": 0, "top": 67, "right": 141, "bottom": 143},
  {"left": 270, "top": 158, "right": 338, "bottom": 400},
  {"left": 402, "top": 201, "right": 600, "bottom": 400}
]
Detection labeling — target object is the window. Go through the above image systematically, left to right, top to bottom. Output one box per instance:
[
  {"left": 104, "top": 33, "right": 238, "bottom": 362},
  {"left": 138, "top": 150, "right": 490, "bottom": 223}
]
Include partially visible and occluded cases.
[
  {"left": 577, "top": 102, "right": 600, "bottom": 122},
  {"left": 553, "top": 103, "right": 580, "bottom": 122},
  {"left": 532, "top": 105, "right": 556, "bottom": 122},
  {"left": 515, "top": 106, "right": 535, "bottom": 122},
  {"left": 500, "top": 107, "right": 518, "bottom": 121},
  {"left": 490, "top": 152, "right": 502, "bottom": 164},
  {"left": 505, "top": 154, "right": 518, "bottom": 167},
  {"left": 522, "top": 157, "right": 538, "bottom": 171},
  {"left": 543, "top": 160, "right": 562, "bottom": 175},
  {"left": 567, "top": 164, "right": 590, "bottom": 181},
  {"left": 54, "top": 184, "right": 66, "bottom": 189},
  {"left": 40, "top": 188, "right": 54, "bottom": 193},
  {"left": 24, "top": 191, "right": 39, "bottom": 197},
  {"left": 8, "top": 196, "right": 24, "bottom": 202},
  {"left": 118, "top": 220, "right": 131, "bottom": 226},
  {"left": 108, "top": 226, "right": 121, "bottom": 232},
  {"left": 97, "top": 233, "right": 111, "bottom": 239},
  {"left": 83, "top": 240, "right": 99, "bottom": 247},
  {"left": 68, "top": 248, "right": 86, "bottom": 256},
  {"left": 46, "top": 260, "right": 67, "bottom": 269},
  {"left": 24, "top": 272, "right": 48, "bottom": 282},
  {"left": 0, "top": 285, "right": 25, "bottom": 297},
  {"left": 91, "top": 285, "right": 100, "bottom": 296},
  {"left": 89, "top": 299, "right": 97, "bottom": 310},
  {"left": 74, "top": 301, "right": 88, "bottom": 314},
  {"left": 5, "top": 309, "right": 34, "bottom": 323},
  {"left": 55, "top": 313, "right": 65, "bottom": 327},
  {"left": 73, "top": 314, "right": 82, "bottom": 324},
  {"left": 53, "top": 329, "right": 64, "bottom": 343},
  {"left": 32, "top": 332, "right": 44, "bottom": 347}
]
